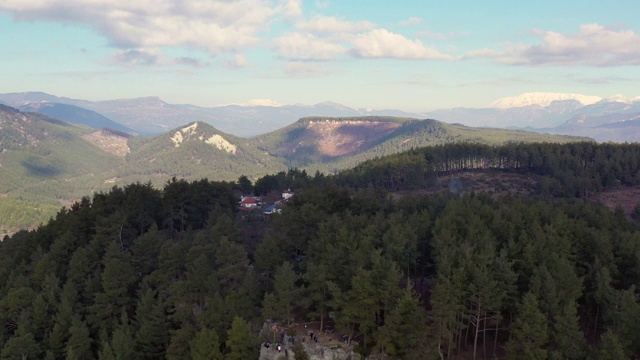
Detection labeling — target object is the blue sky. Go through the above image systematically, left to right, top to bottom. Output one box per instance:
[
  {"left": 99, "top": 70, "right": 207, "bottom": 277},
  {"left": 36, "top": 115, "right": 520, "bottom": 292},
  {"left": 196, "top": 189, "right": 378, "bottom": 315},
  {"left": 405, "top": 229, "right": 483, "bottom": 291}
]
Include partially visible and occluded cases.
[{"left": 1, "top": 0, "right": 639, "bottom": 111}]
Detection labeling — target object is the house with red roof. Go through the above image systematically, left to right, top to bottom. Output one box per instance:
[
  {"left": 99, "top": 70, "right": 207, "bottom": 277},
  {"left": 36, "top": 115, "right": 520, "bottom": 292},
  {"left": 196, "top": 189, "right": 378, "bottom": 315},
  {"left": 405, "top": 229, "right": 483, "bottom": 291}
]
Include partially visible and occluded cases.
[{"left": 239, "top": 196, "right": 260, "bottom": 208}]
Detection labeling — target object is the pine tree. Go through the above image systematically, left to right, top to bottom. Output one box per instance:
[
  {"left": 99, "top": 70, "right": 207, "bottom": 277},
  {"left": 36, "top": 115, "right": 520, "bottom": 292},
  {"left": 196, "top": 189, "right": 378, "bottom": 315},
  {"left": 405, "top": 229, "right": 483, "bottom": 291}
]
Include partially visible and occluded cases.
[
  {"left": 91, "top": 243, "right": 138, "bottom": 334},
  {"left": 303, "top": 260, "right": 334, "bottom": 332},
  {"left": 261, "top": 262, "right": 300, "bottom": 325},
  {"left": 342, "top": 267, "right": 377, "bottom": 349},
  {"left": 375, "top": 284, "right": 430, "bottom": 359},
  {"left": 135, "top": 289, "right": 168, "bottom": 359},
  {"left": 504, "top": 292, "right": 548, "bottom": 360},
  {"left": 111, "top": 310, "right": 135, "bottom": 360},
  {"left": 65, "top": 315, "right": 93, "bottom": 360},
  {"left": 225, "top": 316, "right": 257, "bottom": 360},
  {"left": 48, "top": 322, "right": 67, "bottom": 359},
  {"left": 166, "top": 326, "right": 195, "bottom": 360},
  {"left": 190, "top": 327, "right": 223, "bottom": 360},
  {"left": 593, "top": 330, "right": 627, "bottom": 360},
  {"left": 1, "top": 332, "right": 41, "bottom": 360},
  {"left": 98, "top": 340, "right": 116, "bottom": 360}
]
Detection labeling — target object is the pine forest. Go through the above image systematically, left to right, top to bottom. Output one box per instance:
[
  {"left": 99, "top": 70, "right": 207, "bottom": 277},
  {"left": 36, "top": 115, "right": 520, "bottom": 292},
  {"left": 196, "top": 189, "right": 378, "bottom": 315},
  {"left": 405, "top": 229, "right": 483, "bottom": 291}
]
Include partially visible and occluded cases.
[{"left": 2, "top": 142, "right": 640, "bottom": 359}]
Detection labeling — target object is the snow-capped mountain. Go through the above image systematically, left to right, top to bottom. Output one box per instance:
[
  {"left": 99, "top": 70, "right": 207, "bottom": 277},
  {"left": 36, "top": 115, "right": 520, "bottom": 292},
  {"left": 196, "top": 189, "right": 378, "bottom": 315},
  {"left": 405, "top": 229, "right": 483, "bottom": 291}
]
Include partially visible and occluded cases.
[
  {"left": 489, "top": 92, "right": 603, "bottom": 109},
  {"left": 597, "top": 94, "right": 640, "bottom": 104}
]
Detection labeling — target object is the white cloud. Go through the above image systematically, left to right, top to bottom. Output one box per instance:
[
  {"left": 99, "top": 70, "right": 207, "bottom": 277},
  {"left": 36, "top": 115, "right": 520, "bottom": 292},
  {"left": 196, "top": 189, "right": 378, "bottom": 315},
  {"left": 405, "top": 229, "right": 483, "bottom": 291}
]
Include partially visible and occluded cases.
[
  {"left": 0, "top": 0, "right": 293, "bottom": 56},
  {"left": 277, "top": 0, "right": 303, "bottom": 19},
  {"left": 296, "top": 15, "right": 376, "bottom": 34},
  {"left": 398, "top": 17, "right": 423, "bottom": 27},
  {"left": 470, "top": 24, "right": 640, "bottom": 67},
  {"left": 351, "top": 29, "right": 456, "bottom": 60},
  {"left": 417, "top": 30, "right": 469, "bottom": 41},
  {"left": 273, "top": 32, "right": 346, "bottom": 61},
  {"left": 110, "top": 47, "right": 209, "bottom": 67},
  {"left": 110, "top": 48, "right": 162, "bottom": 67},
  {"left": 464, "top": 48, "right": 504, "bottom": 59},
  {"left": 224, "top": 54, "right": 251, "bottom": 69},
  {"left": 174, "top": 57, "right": 210, "bottom": 68},
  {"left": 284, "top": 62, "right": 332, "bottom": 76}
]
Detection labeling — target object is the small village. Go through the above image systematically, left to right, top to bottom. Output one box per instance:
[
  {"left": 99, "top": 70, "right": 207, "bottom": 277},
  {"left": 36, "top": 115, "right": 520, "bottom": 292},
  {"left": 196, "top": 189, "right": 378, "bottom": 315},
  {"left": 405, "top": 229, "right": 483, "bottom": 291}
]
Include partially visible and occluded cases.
[{"left": 240, "top": 188, "right": 294, "bottom": 215}]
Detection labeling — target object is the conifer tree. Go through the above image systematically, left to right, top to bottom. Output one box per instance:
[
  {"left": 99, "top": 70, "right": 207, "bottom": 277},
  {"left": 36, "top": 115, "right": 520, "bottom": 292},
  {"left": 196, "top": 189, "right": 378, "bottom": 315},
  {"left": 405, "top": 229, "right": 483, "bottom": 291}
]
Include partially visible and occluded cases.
[
  {"left": 91, "top": 242, "right": 138, "bottom": 334},
  {"left": 261, "top": 262, "right": 300, "bottom": 325},
  {"left": 342, "top": 267, "right": 377, "bottom": 349},
  {"left": 375, "top": 284, "right": 430, "bottom": 359},
  {"left": 135, "top": 289, "right": 168, "bottom": 359},
  {"left": 504, "top": 292, "right": 548, "bottom": 360},
  {"left": 111, "top": 310, "right": 135, "bottom": 360},
  {"left": 65, "top": 315, "right": 92, "bottom": 360},
  {"left": 225, "top": 316, "right": 257, "bottom": 360},
  {"left": 48, "top": 322, "right": 67, "bottom": 359},
  {"left": 165, "top": 325, "right": 196, "bottom": 360},
  {"left": 190, "top": 327, "right": 223, "bottom": 360},
  {"left": 593, "top": 330, "right": 627, "bottom": 360},
  {"left": 1, "top": 331, "right": 41, "bottom": 360},
  {"left": 98, "top": 340, "right": 116, "bottom": 360}
]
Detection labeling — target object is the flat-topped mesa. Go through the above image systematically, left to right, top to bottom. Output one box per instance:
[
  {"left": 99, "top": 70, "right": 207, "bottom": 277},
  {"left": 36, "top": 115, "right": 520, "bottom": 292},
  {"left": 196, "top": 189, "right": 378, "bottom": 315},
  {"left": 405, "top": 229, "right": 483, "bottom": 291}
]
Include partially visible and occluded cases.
[{"left": 305, "top": 119, "right": 402, "bottom": 157}]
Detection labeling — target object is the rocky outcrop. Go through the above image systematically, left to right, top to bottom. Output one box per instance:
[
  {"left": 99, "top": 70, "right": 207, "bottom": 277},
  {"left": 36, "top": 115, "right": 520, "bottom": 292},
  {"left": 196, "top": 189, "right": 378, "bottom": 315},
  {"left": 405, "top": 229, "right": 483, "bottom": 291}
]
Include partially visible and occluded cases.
[
  {"left": 258, "top": 321, "right": 361, "bottom": 360},
  {"left": 259, "top": 341, "right": 361, "bottom": 360}
]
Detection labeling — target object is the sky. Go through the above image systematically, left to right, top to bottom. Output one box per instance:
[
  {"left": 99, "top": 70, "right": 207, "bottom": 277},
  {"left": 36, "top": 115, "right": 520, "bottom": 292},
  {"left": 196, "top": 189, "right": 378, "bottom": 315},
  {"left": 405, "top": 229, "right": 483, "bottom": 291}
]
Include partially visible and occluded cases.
[{"left": 1, "top": 0, "right": 639, "bottom": 112}]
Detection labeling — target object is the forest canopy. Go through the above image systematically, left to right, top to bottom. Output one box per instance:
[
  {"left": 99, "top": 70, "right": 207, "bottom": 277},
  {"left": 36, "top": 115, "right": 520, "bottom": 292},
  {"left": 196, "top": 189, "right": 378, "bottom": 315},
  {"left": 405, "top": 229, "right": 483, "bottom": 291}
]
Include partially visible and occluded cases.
[{"left": 1, "top": 142, "right": 640, "bottom": 359}]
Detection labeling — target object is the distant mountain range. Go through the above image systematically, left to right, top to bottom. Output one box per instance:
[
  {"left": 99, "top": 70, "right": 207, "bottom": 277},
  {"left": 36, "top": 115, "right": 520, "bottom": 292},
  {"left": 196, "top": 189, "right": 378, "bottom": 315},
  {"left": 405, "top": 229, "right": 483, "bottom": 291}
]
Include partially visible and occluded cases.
[
  {"left": 1, "top": 91, "right": 639, "bottom": 142},
  {"left": 0, "top": 92, "right": 424, "bottom": 137},
  {"left": 19, "top": 101, "right": 137, "bottom": 135}
]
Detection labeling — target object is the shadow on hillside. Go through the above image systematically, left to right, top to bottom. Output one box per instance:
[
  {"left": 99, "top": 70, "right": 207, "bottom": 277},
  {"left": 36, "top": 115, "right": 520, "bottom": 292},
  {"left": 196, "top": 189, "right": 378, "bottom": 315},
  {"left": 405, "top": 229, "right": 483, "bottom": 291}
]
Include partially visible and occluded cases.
[{"left": 21, "top": 157, "right": 61, "bottom": 177}]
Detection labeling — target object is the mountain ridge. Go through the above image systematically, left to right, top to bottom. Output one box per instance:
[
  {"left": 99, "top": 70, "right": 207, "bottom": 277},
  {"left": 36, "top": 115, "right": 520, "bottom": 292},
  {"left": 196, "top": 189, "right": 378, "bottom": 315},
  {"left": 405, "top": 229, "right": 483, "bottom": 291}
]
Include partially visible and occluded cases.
[
  {"left": 2, "top": 91, "right": 640, "bottom": 142},
  {"left": 19, "top": 102, "right": 138, "bottom": 135}
]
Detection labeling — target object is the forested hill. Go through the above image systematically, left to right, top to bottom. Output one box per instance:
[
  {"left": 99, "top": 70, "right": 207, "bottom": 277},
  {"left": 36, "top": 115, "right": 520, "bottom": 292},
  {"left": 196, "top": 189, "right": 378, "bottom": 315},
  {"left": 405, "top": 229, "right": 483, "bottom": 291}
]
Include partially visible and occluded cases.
[
  {"left": 0, "top": 104, "right": 122, "bottom": 235},
  {"left": 250, "top": 116, "right": 589, "bottom": 169},
  {"left": 119, "top": 121, "right": 287, "bottom": 184},
  {"left": 335, "top": 142, "right": 640, "bottom": 197},
  {"left": 2, "top": 143, "right": 640, "bottom": 359}
]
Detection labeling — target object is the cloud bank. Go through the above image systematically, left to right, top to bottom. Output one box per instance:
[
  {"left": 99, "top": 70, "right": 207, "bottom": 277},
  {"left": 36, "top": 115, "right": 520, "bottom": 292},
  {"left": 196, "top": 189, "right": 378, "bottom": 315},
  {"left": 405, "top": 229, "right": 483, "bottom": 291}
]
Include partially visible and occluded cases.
[
  {"left": 0, "top": 0, "right": 293, "bottom": 66},
  {"left": 2, "top": 2, "right": 637, "bottom": 70},
  {"left": 273, "top": 14, "right": 456, "bottom": 62},
  {"left": 469, "top": 24, "right": 640, "bottom": 67}
]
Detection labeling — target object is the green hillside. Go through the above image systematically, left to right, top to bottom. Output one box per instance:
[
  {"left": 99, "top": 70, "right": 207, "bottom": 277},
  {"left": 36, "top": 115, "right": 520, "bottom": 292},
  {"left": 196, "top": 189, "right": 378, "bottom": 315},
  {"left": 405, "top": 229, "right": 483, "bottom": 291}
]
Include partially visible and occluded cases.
[{"left": 0, "top": 105, "right": 121, "bottom": 235}]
